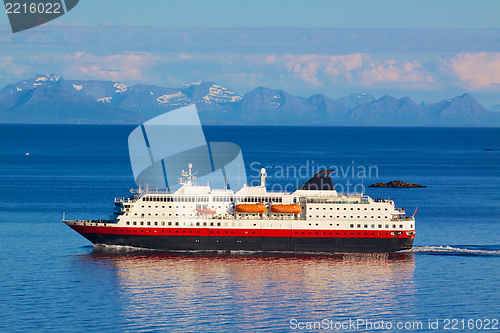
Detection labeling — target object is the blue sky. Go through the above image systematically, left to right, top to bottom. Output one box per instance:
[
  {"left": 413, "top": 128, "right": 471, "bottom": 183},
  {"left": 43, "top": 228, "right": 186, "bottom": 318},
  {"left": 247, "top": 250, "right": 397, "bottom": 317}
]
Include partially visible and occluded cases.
[
  {"left": 2, "top": 0, "right": 500, "bottom": 107},
  {"left": 51, "top": 0, "right": 500, "bottom": 29}
]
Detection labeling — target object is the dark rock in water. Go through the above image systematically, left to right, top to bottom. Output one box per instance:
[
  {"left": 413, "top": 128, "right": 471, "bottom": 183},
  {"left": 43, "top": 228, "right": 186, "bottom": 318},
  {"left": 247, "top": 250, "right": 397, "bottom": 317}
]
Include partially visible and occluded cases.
[
  {"left": 484, "top": 148, "right": 499, "bottom": 151},
  {"left": 369, "top": 180, "right": 426, "bottom": 188}
]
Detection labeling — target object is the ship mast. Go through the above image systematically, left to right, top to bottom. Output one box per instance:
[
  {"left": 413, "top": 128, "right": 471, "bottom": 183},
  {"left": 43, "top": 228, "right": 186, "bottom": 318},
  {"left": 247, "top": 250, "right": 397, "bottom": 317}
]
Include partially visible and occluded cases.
[
  {"left": 179, "top": 163, "right": 197, "bottom": 186},
  {"left": 260, "top": 168, "right": 267, "bottom": 187}
]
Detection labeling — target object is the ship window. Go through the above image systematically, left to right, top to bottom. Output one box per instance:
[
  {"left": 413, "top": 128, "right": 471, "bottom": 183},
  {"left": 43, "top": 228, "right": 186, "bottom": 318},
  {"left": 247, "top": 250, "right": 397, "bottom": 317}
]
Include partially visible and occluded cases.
[
  {"left": 316, "top": 208, "right": 319, "bottom": 210},
  {"left": 323, "top": 208, "right": 326, "bottom": 210},
  {"left": 330, "top": 208, "right": 333, "bottom": 210},
  {"left": 337, "top": 208, "right": 340, "bottom": 210},
  {"left": 344, "top": 208, "right": 346, "bottom": 210},
  {"left": 351, "top": 208, "right": 353, "bottom": 210},
  {"left": 364, "top": 208, "right": 367, "bottom": 210},
  {"left": 371, "top": 208, "right": 374, "bottom": 210},
  {"left": 378, "top": 208, "right": 381, "bottom": 211},
  {"left": 385, "top": 208, "right": 388, "bottom": 211},
  {"left": 134, "top": 213, "right": 137, "bottom": 215},
  {"left": 309, "top": 215, "right": 312, "bottom": 217},
  {"left": 126, "top": 221, "right": 130, "bottom": 225},
  {"left": 133, "top": 222, "right": 136, "bottom": 225},
  {"left": 140, "top": 222, "right": 144, "bottom": 225},
  {"left": 147, "top": 222, "right": 151, "bottom": 225},
  {"left": 162, "top": 222, "right": 165, "bottom": 226},
  {"left": 168, "top": 222, "right": 172, "bottom": 226},
  {"left": 175, "top": 222, "right": 179, "bottom": 226},
  {"left": 196, "top": 222, "right": 200, "bottom": 226},
  {"left": 203, "top": 222, "right": 207, "bottom": 226},
  {"left": 210, "top": 222, "right": 214, "bottom": 226},
  {"left": 217, "top": 222, "right": 221, "bottom": 226},
  {"left": 224, "top": 223, "right": 228, "bottom": 226},
  {"left": 239, "top": 223, "right": 242, "bottom": 226},
  {"left": 350, "top": 224, "right": 354, "bottom": 228},
  {"left": 357, "top": 224, "right": 361, "bottom": 228},
  {"left": 364, "top": 224, "right": 368, "bottom": 228},
  {"left": 371, "top": 224, "right": 375, "bottom": 228},
  {"left": 378, "top": 224, "right": 382, "bottom": 228},
  {"left": 385, "top": 224, "right": 389, "bottom": 228},
  {"left": 410, "top": 224, "right": 413, "bottom": 228},
  {"left": 392, "top": 225, "right": 396, "bottom": 228},
  {"left": 400, "top": 225, "right": 403, "bottom": 228}
]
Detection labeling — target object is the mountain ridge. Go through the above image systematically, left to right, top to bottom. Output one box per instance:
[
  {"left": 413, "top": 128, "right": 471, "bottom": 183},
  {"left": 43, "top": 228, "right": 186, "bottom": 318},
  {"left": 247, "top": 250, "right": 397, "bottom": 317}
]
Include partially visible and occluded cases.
[{"left": 1, "top": 74, "right": 499, "bottom": 126}]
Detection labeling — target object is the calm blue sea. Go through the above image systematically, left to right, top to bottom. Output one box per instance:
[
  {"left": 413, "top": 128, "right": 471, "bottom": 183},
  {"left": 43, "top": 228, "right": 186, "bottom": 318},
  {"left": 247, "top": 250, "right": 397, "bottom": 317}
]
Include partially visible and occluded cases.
[{"left": 1, "top": 125, "right": 499, "bottom": 332}]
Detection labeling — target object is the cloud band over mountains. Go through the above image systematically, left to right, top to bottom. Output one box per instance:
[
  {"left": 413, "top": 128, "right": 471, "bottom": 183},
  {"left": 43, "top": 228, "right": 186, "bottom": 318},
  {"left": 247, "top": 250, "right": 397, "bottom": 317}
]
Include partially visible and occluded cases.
[{"left": 2, "top": 25, "right": 500, "bottom": 106}]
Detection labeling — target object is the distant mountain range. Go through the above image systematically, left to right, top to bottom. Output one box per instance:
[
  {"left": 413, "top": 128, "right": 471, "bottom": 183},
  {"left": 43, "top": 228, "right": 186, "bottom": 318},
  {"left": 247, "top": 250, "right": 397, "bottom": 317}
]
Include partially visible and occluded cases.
[{"left": 1, "top": 74, "right": 499, "bottom": 126}]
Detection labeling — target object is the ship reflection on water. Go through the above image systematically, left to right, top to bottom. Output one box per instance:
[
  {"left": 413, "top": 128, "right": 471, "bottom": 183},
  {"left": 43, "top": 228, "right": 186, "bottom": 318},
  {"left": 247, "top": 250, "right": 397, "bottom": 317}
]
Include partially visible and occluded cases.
[{"left": 74, "top": 249, "right": 416, "bottom": 331}]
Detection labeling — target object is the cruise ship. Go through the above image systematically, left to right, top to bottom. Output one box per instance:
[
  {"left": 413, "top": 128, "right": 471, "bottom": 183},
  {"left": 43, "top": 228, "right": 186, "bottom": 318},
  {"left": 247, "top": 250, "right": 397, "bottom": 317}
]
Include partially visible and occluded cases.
[{"left": 63, "top": 164, "right": 415, "bottom": 253}]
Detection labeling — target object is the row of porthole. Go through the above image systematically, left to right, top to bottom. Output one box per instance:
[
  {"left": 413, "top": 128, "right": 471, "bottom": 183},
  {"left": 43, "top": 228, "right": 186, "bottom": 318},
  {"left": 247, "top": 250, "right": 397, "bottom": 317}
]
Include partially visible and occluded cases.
[
  {"left": 310, "top": 207, "right": 388, "bottom": 211},
  {"left": 125, "top": 221, "right": 244, "bottom": 227},
  {"left": 350, "top": 224, "right": 413, "bottom": 229},
  {"left": 106, "top": 229, "right": 393, "bottom": 237},
  {"left": 295, "top": 231, "right": 389, "bottom": 236}
]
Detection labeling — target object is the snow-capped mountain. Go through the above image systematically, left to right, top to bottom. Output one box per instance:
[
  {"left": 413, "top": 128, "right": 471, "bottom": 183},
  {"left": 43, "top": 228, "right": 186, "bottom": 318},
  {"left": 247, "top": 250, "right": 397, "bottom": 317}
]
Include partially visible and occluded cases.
[{"left": 0, "top": 74, "right": 499, "bottom": 126}]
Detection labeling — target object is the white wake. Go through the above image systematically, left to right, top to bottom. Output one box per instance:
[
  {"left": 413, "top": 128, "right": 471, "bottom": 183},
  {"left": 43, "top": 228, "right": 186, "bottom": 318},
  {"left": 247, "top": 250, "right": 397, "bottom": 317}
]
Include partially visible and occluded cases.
[{"left": 411, "top": 245, "right": 500, "bottom": 256}]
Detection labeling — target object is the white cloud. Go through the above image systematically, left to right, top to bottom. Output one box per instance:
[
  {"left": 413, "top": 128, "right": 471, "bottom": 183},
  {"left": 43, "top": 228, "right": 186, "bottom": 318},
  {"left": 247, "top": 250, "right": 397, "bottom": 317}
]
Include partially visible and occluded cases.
[
  {"left": 32, "top": 52, "right": 160, "bottom": 82},
  {"left": 438, "top": 52, "right": 500, "bottom": 90},
  {"left": 165, "top": 53, "right": 437, "bottom": 90},
  {"left": 0, "top": 56, "right": 27, "bottom": 76},
  {"left": 357, "top": 59, "right": 435, "bottom": 88}
]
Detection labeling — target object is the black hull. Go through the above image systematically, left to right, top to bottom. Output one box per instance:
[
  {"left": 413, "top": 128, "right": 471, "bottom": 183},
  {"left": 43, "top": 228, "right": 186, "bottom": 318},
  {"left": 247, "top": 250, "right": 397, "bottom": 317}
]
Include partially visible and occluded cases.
[{"left": 79, "top": 233, "right": 414, "bottom": 253}]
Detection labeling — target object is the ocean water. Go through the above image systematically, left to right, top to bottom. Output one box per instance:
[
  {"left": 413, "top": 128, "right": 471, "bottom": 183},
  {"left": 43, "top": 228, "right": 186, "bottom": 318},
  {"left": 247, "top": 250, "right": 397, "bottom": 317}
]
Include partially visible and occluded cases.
[{"left": 0, "top": 125, "right": 499, "bottom": 332}]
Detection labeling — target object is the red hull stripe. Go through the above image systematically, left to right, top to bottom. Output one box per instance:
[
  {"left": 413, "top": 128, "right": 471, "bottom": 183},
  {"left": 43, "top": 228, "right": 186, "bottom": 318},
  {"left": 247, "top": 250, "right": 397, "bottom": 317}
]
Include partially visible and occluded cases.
[{"left": 70, "top": 225, "right": 414, "bottom": 239}]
